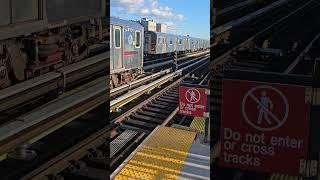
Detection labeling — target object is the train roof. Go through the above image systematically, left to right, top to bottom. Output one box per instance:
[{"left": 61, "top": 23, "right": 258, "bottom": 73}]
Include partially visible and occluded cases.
[{"left": 110, "top": 17, "right": 144, "bottom": 31}]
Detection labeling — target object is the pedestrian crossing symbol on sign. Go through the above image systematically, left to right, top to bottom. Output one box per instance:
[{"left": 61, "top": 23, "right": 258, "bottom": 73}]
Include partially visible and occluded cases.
[
  {"left": 242, "top": 85, "right": 289, "bottom": 131},
  {"left": 185, "top": 88, "right": 201, "bottom": 103}
]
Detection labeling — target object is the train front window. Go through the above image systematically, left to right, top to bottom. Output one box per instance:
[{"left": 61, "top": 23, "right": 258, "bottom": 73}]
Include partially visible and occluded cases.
[
  {"left": 115, "top": 29, "right": 121, "bottom": 48},
  {"left": 136, "top": 31, "right": 141, "bottom": 48}
]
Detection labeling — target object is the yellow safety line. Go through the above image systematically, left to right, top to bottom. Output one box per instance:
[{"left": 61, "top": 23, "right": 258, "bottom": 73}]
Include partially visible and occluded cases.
[
  {"left": 189, "top": 117, "right": 205, "bottom": 133},
  {"left": 114, "top": 126, "right": 196, "bottom": 180},
  {"left": 269, "top": 173, "right": 305, "bottom": 180}
]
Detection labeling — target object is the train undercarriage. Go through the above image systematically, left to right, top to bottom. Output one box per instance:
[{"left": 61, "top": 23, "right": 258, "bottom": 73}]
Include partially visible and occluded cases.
[
  {"left": 0, "top": 18, "right": 107, "bottom": 89},
  {"left": 111, "top": 68, "right": 143, "bottom": 89}
]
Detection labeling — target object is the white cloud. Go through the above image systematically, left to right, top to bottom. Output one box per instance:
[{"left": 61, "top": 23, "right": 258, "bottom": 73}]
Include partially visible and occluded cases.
[
  {"left": 112, "top": 0, "right": 186, "bottom": 28},
  {"left": 116, "top": 0, "right": 144, "bottom": 4},
  {"left": 140, "top": 8, "right": 150, "bottom": 15},
  {"left": 176, "top": 14, "right": 185, "bottom": 21}
]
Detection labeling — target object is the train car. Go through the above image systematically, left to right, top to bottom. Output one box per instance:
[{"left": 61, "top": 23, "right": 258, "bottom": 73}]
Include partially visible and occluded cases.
[
  {"left": 0, "top": 0, "right": 106, "bottom": 89},
  {"left": 110, "top": 17, "right": 144, "bottom": 88},
  {"left": 144, "top": 30, "right": 208, "bottom": 56},
  {"left": 144, "top": 31, "right": 167, "bottom": 56},
  {"left": 166, "top": 34, "right": 177, "bottom": 54},
  {"left": 176, "top": 35, "right": 185, "bottom": 53},
  {"left": 184, "top": 36, "right": 191, "bottom": 52},
  {"left": 190, "top": 37, "right": 196, "bottom": 52}
]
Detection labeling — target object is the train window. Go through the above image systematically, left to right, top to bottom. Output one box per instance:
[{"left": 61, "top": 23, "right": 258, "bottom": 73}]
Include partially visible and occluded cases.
[
  {"left": 115, "top": 28, "right": 121, "bottom": 48},
  {"left": 136, "top": 31, "right": 141, "bottom": 48},
  {"left": 179, "top": 39, "right": 182, "bottom": 44},
  {"left": 170, "top": 40, "right": 173, "bottom": 45}
]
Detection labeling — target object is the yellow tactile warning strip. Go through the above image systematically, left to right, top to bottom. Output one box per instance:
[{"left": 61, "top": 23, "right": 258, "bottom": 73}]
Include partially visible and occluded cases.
[
  {"left": 189, "top": 117, "right": 205, "bottom": 133},
  {"left": 114, "top": 126, "right": 196, "bottom": 180},
  {"left": 269, "top": 174, "right": 305, "bottom": 180}
]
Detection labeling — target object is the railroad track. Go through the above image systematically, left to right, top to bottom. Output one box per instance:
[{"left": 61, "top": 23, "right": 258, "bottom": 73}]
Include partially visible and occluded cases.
[
  {"left": 210, "top": 0, "right": 319, "bottom": 179},
  {"left": 211, "top": 0, "right": 311, "bottom": 70},
  {"left": 212, "top": 0, "right": 318, "bottom": 74},
  {"left": 212, "top": 0, "right": 296, "bottom": 55},
  {"left": 215, "top": 0, "right": 277, "bottom": 26},
  {"left": 0, "top": 49, "right": 108, "bottom": 180},
  {"left": 143, "top": 50, "right": 208, "bottom": 66},
  {"left": 143, "top": 50, "right": 209, "bottom": 71},
  {"left": 0, "top": 52, "right": 108, "bottom": 113},
  {"left": 111, "top": 52, "right": 209, "bottom": 99},
  {"left": 0, "top": 53, "right": 209, "bottom": 179},
  {"left": 110, "top": 54, "right": 209, "bottom": 111},
  {"left": 109, "top": 55, "right": 210, "bottom": 175},
  {"left": 0, "top": 75, "right": 108, "bottom": 180}
]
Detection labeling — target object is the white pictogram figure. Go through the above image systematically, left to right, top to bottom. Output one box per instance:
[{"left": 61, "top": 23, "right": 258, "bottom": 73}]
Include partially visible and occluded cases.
[
  {"left": 242, "top": 85, "right": 289, "bottom": 131},
  {"left": 186, "top": 88, "right": 200, "bottom": 103},
  {"left": 190, "top": 90, "right": 197, "bottom": 102},
  {"left": 257, "top": 91, "right": 274, "bottom": 124}
]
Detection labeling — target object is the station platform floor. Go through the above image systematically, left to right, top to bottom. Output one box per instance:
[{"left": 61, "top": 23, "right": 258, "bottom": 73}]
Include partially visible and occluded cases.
[{"left": 111, "top": 117, "right": 210, "bottom": 180}]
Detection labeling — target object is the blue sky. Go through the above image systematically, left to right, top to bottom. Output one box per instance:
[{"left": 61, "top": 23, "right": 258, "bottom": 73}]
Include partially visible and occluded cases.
[{"left": 111, "top": 0, "right": 210, "bottom": 39}]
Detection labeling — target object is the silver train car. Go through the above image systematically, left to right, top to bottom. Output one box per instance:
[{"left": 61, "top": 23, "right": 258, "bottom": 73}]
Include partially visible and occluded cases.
[
  {"left": 0, "top": 0, "right": 106, "bottom": 89},
  {"left": 110, "top": 17, "right": 144, "bottom": 88},
  {"left": 110, "top": 17, "right": 209, "bottom": 88},
  {"left": 144, "top": 31, "right": 209, "bottom": 57}
]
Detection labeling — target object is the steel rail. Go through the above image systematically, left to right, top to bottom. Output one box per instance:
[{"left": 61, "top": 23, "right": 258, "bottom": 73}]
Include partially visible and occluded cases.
[
  {"left": 211, "top": 0, "right": 313, "bottom": 70},
  {"left": 212, "top": 0, "right": 289, "bottom": 37},
  {"left": 216, "top": 0, "right": 256, "bottom": 16},
  {"left": 284, "top": 32, "right": 320, "bottom": 74},
  {"left": 144, "top": 50, "right": 209, "bottom": 64},
  {"left": 111, "top": 51, "right": 209, "bottom": 98},
  {"left": 144, "top": 51, "right": 209, "bottom": 71},
  {"left": 0, "top": 52, "right": 108, "bottom": 112},
  {"left": 110, "top": 56, "right": 210, "bottom": 112},
  {"left": 111, "top": 57, "right": 210, "bottom": 125},
  {"left": 110, "top": 69, "right": 171, "bottom": 98},
  {"left": 0, "top": 76, "right": 108, "bottom": 157},
  {"left": 20, "top": 126, "right": 109, "bottom": 180}
]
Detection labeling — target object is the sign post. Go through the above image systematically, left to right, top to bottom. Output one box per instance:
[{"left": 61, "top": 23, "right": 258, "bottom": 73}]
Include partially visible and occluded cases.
[
  {"left": 174, "top": 50, "right": 178, "bottom": 71},
  {"left": 219, "top": 70, "right": 312, "bottom": 176}
]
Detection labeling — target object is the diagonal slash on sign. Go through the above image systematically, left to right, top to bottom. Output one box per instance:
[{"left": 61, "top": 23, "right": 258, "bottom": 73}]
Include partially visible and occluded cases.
[{"left": 248, "top": 92, "right": 281, "bottom": 124}]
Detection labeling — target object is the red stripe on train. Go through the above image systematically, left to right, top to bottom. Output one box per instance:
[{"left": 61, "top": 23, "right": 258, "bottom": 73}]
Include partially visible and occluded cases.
[{"left": 124, "top": 51, "right": 138, "bottom": 56}]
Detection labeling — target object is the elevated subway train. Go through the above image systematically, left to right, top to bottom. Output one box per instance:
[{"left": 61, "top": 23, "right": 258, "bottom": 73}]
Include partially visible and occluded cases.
[
  {"left": 0, "top": 0, "right": 107, "bottom": 89},
  {"left": 110, "top": 17, "right": 209, "bottom": 88},
  {"left": 144, "top": 31, "right": 210, "bottom": 58}
]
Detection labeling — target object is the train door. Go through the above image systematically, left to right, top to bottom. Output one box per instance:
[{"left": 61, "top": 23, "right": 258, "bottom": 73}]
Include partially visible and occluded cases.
[
  {"left": 110, "top": 25, "right": 114, "bottom": 71},
  {"left": 113, "top": 25, "right": 123, "bottom": 69},
  {"left": 145, "top": 33, "right": 151, "bottom": 53},
  {"left": 159, "top": 36, "right": 166, "bottom": 54},
  {"left": 163, "top": 37, "right": 167, "bottom": 54},
  {"left": 186, "top": 38, "right": 189, "bottom": 52}
]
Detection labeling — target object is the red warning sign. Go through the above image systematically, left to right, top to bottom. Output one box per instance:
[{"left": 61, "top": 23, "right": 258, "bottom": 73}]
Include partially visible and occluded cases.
[
  {"left": 220, "top": 79, "right": 310, "bottom": 175},
  {"left": 179, "top": 86, "right": 207, "bottom": 117}
]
